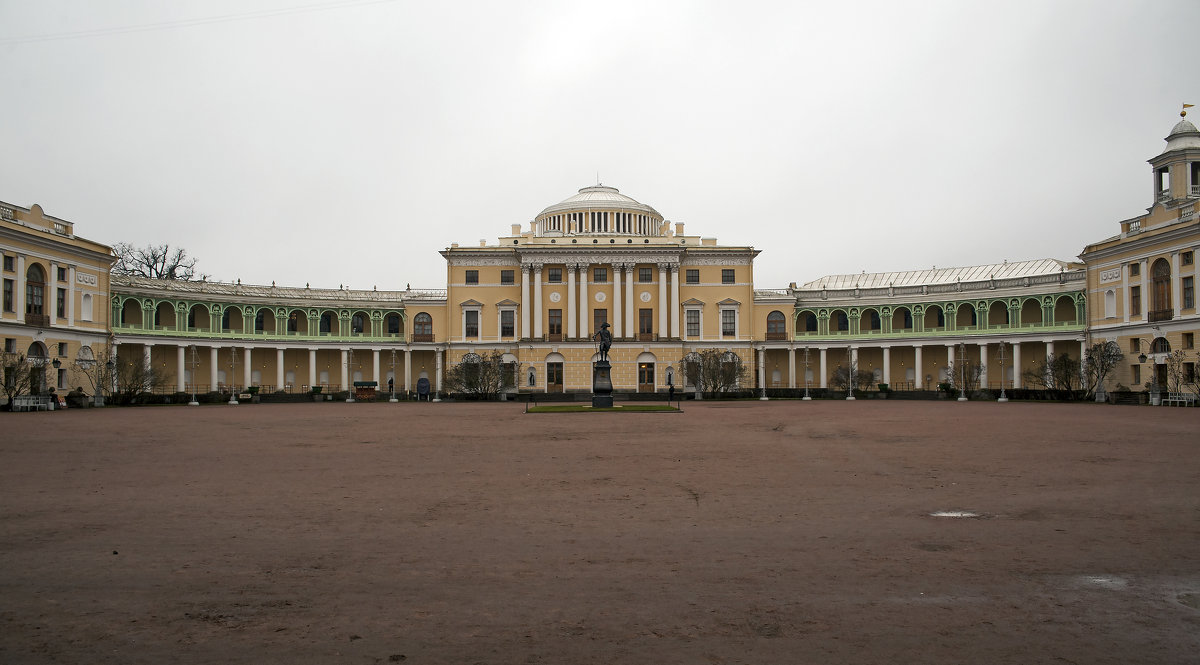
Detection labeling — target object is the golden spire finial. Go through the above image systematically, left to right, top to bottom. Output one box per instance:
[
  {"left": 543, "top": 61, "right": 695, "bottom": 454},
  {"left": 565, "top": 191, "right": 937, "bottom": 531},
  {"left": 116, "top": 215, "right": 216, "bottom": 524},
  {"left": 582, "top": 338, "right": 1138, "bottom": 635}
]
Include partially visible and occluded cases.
[{"left": 1183, "top": 103, "right": 1194, "bottom": 118}]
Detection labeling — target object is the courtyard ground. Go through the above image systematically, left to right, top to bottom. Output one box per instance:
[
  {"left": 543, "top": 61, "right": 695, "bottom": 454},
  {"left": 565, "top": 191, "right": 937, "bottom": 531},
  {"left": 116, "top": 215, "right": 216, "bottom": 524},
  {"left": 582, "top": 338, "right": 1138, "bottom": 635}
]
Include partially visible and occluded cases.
[{"left": 1, "top": 400, "right": 1197, "bottom": 664}]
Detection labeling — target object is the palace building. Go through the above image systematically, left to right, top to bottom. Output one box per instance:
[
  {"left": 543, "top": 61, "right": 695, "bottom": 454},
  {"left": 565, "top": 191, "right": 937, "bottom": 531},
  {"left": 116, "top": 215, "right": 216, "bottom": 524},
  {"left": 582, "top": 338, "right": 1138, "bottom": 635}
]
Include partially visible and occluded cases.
[
  {"left": 2, "top": 110, "right": 1198, "bottom": 402},
  {"left": 1, "top": 202, "right": 114, "bottom": 395}
]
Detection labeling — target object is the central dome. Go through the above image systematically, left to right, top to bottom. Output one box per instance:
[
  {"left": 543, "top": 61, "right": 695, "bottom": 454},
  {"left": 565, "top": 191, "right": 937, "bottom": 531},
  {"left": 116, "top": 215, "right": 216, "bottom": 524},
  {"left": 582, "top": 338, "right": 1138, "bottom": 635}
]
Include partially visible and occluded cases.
[{"left": 538, "top": 185, "right": 661, "bottom": 218}]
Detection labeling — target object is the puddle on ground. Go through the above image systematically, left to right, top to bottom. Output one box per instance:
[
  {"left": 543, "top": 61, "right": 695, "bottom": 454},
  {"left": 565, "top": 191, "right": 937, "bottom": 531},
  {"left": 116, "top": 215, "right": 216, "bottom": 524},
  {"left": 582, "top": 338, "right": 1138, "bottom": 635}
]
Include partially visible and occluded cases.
[
  {"left": 930, "top": 510, "right": 981, "bottom": 518},
  {"left": 1077, "top": 575, "right": 1128, "bottom": 590}
]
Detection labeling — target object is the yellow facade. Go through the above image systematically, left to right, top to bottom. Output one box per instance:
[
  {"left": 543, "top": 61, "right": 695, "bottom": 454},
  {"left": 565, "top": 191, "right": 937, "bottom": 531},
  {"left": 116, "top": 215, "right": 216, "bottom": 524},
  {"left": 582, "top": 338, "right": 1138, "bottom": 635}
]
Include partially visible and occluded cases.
[{"left": 1, "top": 202, "right": 113, "bottom": 394}]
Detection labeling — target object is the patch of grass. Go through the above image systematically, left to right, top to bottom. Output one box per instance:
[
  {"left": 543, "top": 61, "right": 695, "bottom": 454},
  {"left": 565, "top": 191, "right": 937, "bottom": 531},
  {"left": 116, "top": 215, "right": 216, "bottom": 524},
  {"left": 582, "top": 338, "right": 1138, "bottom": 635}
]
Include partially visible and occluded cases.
[{"left": 527, "top": 404, "right": 680, "bottom": 413}]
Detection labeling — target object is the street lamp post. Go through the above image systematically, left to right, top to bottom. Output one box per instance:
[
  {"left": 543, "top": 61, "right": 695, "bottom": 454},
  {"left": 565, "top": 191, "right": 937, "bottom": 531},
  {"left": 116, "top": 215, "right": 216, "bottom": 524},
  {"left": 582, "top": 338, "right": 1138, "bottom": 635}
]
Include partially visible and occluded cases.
[
  {"left": 957, "top": 342, "right": 968, "bottom": 401},
  {"left": 188, "top": 345, "right": 200, "bottom": 406},
  {"left": 846, "top": 345, "right": 855, "bottom": 401},
  {"left": 227, "top": 347, "right": 238, "bottom": 405},
  {"left": 345, "top": 348, "right": 356, "bottom": 403},
  {"left": 389, "top": 349, "right": 398, "bottom": 402}
]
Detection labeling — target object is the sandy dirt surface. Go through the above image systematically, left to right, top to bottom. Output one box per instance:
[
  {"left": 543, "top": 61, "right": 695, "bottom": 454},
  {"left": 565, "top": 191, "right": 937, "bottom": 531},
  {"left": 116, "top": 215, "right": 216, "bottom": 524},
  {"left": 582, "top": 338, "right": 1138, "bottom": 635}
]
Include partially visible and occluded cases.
[{"left": 1, "top": 400, "right": 1198, "bottom": 664}]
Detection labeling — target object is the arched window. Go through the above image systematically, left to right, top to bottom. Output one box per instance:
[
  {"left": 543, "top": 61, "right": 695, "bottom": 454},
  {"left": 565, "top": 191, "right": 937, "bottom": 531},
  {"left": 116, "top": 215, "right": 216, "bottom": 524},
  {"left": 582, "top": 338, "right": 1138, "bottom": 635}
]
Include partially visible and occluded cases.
[
  {"left": 1150, "top": 258, "right": 1171, "bottom": 319},
  {"left": 25, "top": 263, "right": 45, "bottom": 316},
  {"left": 831, "top": 310, "right": 849, "bottom": 332},
  {"left": 766, "top": 311, "right": 786, "bottom": 338},
  {"left": 800, "top": 311, "right": 818, "bottom": 332},
  {"left": 320, "top": 312, "right": 335, "bottom": 334},
  {"left": 351, "top": 313, "right": 366, "bottom": 334},
  {"left": 386, "top": 313, "right": 402, "bottom": 335},
  {"left": 414, "top": 313, "right": 433, "bottom": 341},
  {"left": 1151, "top": 337, "right": 1171, "bottom": 354}
]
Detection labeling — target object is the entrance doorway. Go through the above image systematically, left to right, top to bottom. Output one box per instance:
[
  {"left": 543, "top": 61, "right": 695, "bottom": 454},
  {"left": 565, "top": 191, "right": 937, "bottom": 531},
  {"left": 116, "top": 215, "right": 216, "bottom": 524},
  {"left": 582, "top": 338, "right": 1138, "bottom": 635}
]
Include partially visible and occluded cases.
[
  {"left": 547, "top": 362, "right": 564, "bottom": 392},
  {"left": 638, "top": 362, "right": 654, "bottom": 392}
]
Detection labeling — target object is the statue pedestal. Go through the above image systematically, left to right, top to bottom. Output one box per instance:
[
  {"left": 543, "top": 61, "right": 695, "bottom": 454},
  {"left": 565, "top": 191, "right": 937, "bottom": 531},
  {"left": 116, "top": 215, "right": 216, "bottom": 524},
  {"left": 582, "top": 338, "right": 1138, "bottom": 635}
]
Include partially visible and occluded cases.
[{"left": 592, "top": 360, "right": 613, "bottom": 408}]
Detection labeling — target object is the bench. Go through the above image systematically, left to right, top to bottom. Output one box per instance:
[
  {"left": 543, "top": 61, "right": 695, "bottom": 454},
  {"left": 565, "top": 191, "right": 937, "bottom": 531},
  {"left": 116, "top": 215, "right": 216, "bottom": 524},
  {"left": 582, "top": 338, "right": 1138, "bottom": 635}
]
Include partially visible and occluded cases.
[
  {"left": 1162, "top": 392, "right": 1197, "bottom": 407},
  {"left": 12, "top": 395, "right": 52, "bottom": 412}
]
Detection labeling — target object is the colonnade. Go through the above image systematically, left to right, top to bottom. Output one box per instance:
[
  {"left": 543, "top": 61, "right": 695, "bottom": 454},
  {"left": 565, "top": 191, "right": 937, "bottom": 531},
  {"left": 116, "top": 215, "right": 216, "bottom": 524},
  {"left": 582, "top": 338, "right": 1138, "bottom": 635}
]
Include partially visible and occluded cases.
[
  {"left": 520, "top": 262, "right": 681, "bottom": 340},
  {"left": 755, "top": 337, "right": 1088, "bottom": 392},
  {"left": 113, "top": 340, "right": 444, "bottom": 396}
]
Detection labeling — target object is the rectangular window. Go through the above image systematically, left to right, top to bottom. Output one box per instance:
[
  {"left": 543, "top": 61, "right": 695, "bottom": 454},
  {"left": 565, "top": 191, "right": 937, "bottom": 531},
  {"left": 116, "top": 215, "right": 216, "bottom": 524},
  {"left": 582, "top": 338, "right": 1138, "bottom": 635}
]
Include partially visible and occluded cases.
[
  {"left": 1183, "top": 251, "right": 1194, "bottom": 266},
  {"left": 2, "top": 255, "right": 12, "bottom": 271},
  {"left": 1130, "top": 263, "right": 1140, "bottom": 277},
  {"left": 57, "top": 267, "right": 67, "bottom": 281},
  {"left": 638, "top": 267, "right": 652, "bottom": 283},
  {"left": 548, "top": 268, "right": 562, "bottom": 283},
  {"left": 593, "top": 268, "right": 607, "bottom": 283},
  {"left": 686, "top": 269, "right": 699, "bottom": 284},
  {"left": 722, "top": 269, "right": 735, "bottom": 284},
  {"left": 465, "top": 270, "right": 478, "bottom": 285},
  {"left": 500, "top": 270, "right": 514, "bottom": 285},
  {"left": 1184, "top": 276, "right": 1194, "bottom": 309},
  {"left": 2, "top": 278, "right": 12, "bottom": 312},
  {"left": 1130, "top": 285, "right": 1141, "bottom": 315},
  {"left": 57, "top": 288, "right": 66, "bottom": 317},
  {"left": 594, "top": 308, "right": 607, "bottom": 333},
  {"left": 639, "top": 308, "right": 652, "bottom": 335},
  {"left": 548, "top": 309, "right": 562, "bottom": 335},
  {"left": 464, "top": 310, "right": 479, "bottom": 337},
  {"left": 501, "top": 310, "right": 514, "bottom": 337},
  {"left": 686, "top": 310, "right": 700, "bottom": 337},
  {"left": 721, "top": 310, "right": 736, "bottom": 336},
  {"left": 1184, "top": 332, "right": 1194, "bottom": 350},
  {"left": 5, "top": 338, "right": 16, "bottom": 353},
  {"left": 57, "top": 342, "right": 67, "bottom": 356},
  {"left": 1185, "top": 362, "right": 1196, "bottom": 384},
  {"left": 1131, "top": 364, "right": 1141, "bottom": 385},
  {"left": 57, "top": 368, "right": 66, "bottom": 389}
]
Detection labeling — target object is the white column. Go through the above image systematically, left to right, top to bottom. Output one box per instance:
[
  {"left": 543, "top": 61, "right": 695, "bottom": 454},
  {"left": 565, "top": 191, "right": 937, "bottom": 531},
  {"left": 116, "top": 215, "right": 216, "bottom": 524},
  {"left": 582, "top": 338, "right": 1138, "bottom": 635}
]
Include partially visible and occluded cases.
[
  {"left": 1172, "top": 251, "right": 1182, "bottom": 315},
  {"left": 15, "top": 255, "right": 25, "bottom": 317},
  {"left": 1140, "top": 259, "right": 1148, "bottom": 317},
  {"left": 612, "top": 263, "right": 622, "bottom": 338},
  {"left": 657, "top": 263, "right": 668, "bottom": 337},
  {"left": 1123, "top": 263, "right": 1132, "bottom": 323},
  {"left": 567, "top": 264, "right": 577, "bottom": 339},
  {"left": 67, "top": 265, "right": 75, "bottom": 326},
  {"left": 533, "top": 265, "right": 543, "bottom": 339},
  {"left": 578, "top": 265, "right": 589, "bottom": 336},
  {"left": 624, "top": 265, "right": 635, "bottom": 338},
  {"left": 670, "top": 265, "right": 681, "bottom": 338},
  {"left": 520, "top": 266, "right": 531, "bottom": 338},
  {"left": 1045, "top": 340, "right": 1055, "bottom": 386},
  {"left": 1012, "top": 342, "right": 1022, "bottom": 388},
  {"left": 979, "top": 343, "right": 988, "bottom": 388},
  {"left": 142, "top": 344, "right": 152, "bottom": 374},
  {"left": 946, "top": 344, "right": 955, "bottom": 378},
  {"left": 177, "top": 346, "right": 186, "bottom": 392},
  {"left": 914, "top": 346, "right": 924, "bottom": 389},
  {"left": 210, "top": 347, "right": 219, "bottom": 389},
  {"left": 788, "top": 347, "right": 796, "bottom": 388},
  {"left": 882, "top": 347, "right": 891, "bottom": 385},
  {"left": 244, "top": 348, "right": 253, "bottom": 388},
  {"left": 276, "top": 348, "right": 285, "bottom": 390},
  {"left": 308, "top": 348, "right": 317, "bottom": 388},
  {"left": 404, "top": 348, "right": 412, "bottom": 394},
  {"left": 757, "top": 348, "right": 767, "bottom": 399},
  {"left": 819, "top": 348, "right": 828, "bottom": 388},
  {"left": 340, "top": 349, "right": 349, "bottom": 390},
  {"left": 372, "top": 349, "right": 381, "bottom": 384},
  {"left": 434, "top": 349, "right": 443, "bottom": 397}
]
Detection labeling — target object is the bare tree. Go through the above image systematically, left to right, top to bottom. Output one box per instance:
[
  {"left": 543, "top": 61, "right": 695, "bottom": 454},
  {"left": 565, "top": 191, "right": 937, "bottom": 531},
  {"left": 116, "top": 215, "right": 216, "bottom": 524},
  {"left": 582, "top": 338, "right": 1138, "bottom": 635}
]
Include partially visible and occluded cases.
[
  {"left": 112, "top": 242, "right": 204, "bottom": 280},
  {"left": 1082, "top": 340, "right": 1124, "bottom": 399},
  {"left": 70, "top": 342, "right": 115, "bottom": 405},
  {"left": 681, "top": 349, "right": 748, "bottom": 397},
  {"left": 1163, "top": 349, "right": 1195, "bottom": 396},
  {"left": 444, "top": 351, "right": 512, "bottom": 399},
  {"left": 2, "top": 352, "right": 37, "bottom": 407},
  {"left": 1022, "top": 353, "right": 1082, "bottom": 400},
  {"left": 945, "top": 359, "right": 984, "bottom": 393},
  {"left": 829, "top": 365, "right": 874, "bottom": 391}
]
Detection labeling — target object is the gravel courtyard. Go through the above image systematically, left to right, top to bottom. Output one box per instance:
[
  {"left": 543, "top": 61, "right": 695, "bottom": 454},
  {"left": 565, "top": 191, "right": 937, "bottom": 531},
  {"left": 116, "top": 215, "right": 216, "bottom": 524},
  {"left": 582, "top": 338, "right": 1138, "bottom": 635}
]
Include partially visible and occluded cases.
[{"left": 1, "top": 401, "right": 1197, "bottom": 664}]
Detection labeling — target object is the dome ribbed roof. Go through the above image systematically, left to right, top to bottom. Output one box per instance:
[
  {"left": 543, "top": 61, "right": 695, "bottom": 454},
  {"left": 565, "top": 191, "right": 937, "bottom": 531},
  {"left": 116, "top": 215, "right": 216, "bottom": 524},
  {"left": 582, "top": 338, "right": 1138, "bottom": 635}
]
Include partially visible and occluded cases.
[
  {"left": 1164, "top": 118, "right": 1200, "bottom": 151},
  {"left": 537, "top": 185, "right": 661, "bottom": 218}
]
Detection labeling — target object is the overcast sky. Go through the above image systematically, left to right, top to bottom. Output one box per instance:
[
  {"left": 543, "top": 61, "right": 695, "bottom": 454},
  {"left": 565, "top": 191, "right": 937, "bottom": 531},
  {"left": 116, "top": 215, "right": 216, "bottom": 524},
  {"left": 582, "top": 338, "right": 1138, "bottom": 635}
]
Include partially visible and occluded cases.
[{"left": 1, "top": 0, "right": 1196, "bottom": 291}]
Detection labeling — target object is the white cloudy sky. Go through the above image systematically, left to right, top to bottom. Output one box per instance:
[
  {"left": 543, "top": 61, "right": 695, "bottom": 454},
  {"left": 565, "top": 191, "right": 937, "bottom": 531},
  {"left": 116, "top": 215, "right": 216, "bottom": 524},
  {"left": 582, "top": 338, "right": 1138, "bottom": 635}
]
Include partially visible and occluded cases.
[{"left": 1, "top": 0, "right": 1195, "bottom": 291}]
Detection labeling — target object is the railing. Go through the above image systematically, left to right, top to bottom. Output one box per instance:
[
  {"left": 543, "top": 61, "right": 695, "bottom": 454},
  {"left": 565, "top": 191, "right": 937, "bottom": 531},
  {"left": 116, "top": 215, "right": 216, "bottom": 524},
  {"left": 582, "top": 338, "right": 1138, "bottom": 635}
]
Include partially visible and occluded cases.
[
  {"left": 1191, "top": 185, "right": 1200, "bottom": 197},
  {"left": 1158, "top": 190, "right": 1171, "bottom": 203},
  {"left": 1128, "top": 220, "right": 1142, "bottom": 234},
  {"left": 1148, "top": 309, "right": 1173, "bottom": 322},
  {"left": 25, "top": 313, "right": 50, "bottom": 327},
  {"left": 787, "top": 320, "right": 1084, "bottom": 341},
  {"left": 110, "top": 322, "right": 406, "bottom": 342},
  {"left": 765, "top": 332, "right": 787, "bottom": 341}
]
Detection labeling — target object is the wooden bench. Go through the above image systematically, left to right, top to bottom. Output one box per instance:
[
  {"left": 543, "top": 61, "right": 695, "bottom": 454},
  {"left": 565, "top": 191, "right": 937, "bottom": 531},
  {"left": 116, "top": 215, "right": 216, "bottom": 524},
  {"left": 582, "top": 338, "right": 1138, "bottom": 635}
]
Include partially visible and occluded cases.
[
  {"left": 1162, "top": 392, "right": 1197, "bottom": 407},
  {"left": 11, "top": 395, "right": 52, "bottom": 412}
]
